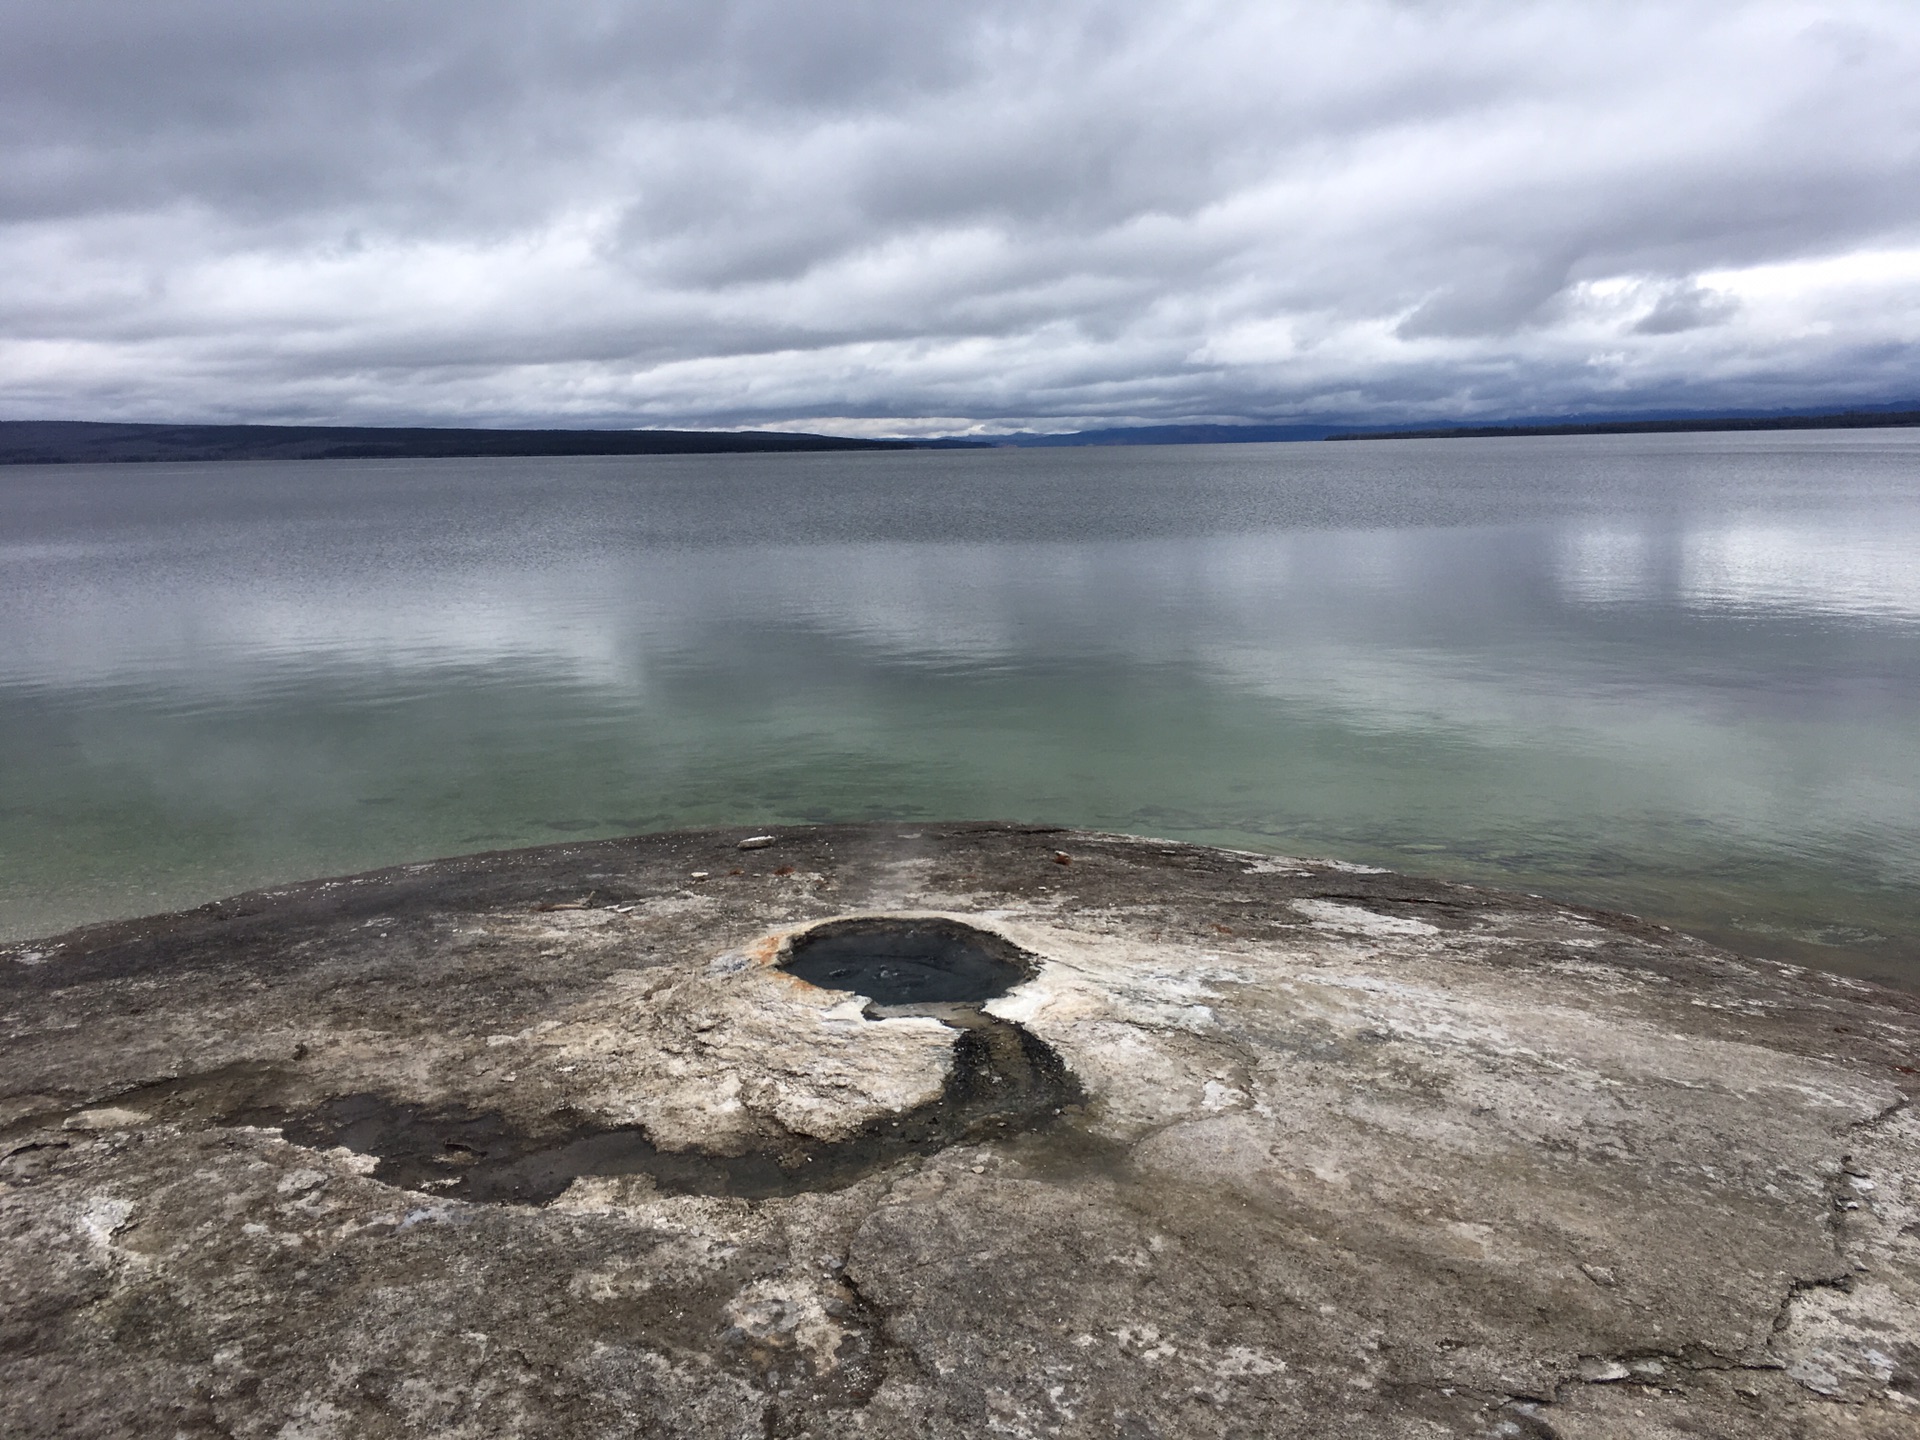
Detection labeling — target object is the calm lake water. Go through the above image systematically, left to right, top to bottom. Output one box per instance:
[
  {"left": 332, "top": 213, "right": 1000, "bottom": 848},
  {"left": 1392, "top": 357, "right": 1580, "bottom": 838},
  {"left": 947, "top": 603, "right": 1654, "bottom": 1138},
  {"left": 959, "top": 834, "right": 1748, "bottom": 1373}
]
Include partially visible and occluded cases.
[{"left": 4, "top": 433, "right": 1918, "bottom": 988}]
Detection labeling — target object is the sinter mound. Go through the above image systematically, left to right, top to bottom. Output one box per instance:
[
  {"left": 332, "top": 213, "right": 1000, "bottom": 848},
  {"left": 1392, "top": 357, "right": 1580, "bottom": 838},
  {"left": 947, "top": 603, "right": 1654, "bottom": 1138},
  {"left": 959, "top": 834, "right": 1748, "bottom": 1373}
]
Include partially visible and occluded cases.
[{"left": 2, "top": 822, "right": 1916, "bottom": 1438}]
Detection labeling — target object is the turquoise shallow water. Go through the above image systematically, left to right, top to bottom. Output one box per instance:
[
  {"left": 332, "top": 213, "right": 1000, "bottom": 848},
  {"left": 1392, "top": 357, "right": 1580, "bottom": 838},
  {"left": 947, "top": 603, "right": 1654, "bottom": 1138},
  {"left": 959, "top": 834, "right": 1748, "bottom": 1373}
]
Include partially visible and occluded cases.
[{"left": 3, "top": 432, "right": 1917, "bottom": 987}]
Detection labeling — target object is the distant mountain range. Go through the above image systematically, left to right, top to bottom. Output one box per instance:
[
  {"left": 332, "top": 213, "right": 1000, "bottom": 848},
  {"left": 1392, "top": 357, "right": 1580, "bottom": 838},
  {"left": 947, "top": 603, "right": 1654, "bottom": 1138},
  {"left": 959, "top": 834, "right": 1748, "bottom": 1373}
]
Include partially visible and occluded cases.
[
  {"left": 4, "top": 406, "right": 1916, "bottom": 465},
  {"left": 982, "top": 406, "right": 1920, "bottom": 446},
  {"left": 1324, "top": 407, "right": 1920, "bottom": 441},
  {"left": 0, "top": 420, "right": 954, "bottom": 465},
  {"left": 985, "top": 423, "right": 1344, "bottom": 445}
]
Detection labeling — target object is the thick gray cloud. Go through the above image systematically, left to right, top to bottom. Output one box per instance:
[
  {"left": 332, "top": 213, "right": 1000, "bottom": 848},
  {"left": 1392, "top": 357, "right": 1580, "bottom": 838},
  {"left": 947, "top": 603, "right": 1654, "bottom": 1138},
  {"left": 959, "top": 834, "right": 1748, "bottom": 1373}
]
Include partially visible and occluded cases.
[{"left": 2, "top": 0, "right": 1918, "bottom": 431}]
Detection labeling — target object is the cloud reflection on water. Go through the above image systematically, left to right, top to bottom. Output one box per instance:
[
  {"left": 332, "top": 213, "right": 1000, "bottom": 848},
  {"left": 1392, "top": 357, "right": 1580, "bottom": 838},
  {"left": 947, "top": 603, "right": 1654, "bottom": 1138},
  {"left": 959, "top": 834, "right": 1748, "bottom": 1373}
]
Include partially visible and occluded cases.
[{"left": 2, "top": 436, "right": 1917, "bottom": 982}]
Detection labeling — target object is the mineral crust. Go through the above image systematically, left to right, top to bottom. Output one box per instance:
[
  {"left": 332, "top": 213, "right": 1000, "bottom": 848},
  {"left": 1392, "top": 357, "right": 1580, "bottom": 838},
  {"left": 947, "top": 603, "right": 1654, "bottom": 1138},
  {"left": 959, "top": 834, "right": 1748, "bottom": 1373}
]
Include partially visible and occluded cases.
[{"left": 3, "top": 823, "right": 1917, "bottom": 1438}]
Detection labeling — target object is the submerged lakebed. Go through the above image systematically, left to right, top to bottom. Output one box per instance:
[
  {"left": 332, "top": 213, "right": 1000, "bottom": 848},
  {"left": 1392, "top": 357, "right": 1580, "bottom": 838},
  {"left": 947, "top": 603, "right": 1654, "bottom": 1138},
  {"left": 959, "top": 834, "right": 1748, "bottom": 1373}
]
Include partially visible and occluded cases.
[{"left": 2, "top": 430, "right": 1918, "bottom": 986}]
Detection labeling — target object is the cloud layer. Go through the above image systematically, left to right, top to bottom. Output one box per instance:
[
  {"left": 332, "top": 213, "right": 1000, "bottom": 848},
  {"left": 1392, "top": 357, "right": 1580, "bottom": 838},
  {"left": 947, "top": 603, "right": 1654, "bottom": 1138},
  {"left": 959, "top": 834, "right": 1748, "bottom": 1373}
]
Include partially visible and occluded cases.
[{"left": 4, "top": 0, "right": 1919, "bottom": 431}]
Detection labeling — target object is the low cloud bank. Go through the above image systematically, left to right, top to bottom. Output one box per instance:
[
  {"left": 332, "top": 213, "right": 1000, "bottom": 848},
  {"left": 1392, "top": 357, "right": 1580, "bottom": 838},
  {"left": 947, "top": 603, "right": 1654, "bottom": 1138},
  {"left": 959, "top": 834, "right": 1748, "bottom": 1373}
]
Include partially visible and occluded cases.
[{"left": 2, "top": 1, "right": 1918, "bottom": 430}]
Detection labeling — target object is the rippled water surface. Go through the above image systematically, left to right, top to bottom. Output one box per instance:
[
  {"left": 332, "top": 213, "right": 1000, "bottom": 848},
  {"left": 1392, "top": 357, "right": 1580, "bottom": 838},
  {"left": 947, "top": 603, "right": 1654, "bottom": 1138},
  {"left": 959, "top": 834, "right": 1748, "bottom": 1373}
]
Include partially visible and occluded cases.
[{"left": 3, "top": 432, "right": 1917, "bottom": 986}]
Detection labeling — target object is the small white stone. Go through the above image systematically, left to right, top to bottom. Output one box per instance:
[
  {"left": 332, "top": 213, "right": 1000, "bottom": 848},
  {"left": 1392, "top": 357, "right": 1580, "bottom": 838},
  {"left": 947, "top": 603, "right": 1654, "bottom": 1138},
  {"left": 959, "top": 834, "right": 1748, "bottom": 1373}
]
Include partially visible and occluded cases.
[
  {"left": 737, "top": 835, "right": 777, "bottom": 850},
  {"left": 1292, "top": 899, "right": 1439, "bottom": 937},
  {"left": 63, "top": 1107, "right": 149, "bottom": 1131},
  {"left": 77, "top": 1196, "right": 134, "bottom": 1247}
]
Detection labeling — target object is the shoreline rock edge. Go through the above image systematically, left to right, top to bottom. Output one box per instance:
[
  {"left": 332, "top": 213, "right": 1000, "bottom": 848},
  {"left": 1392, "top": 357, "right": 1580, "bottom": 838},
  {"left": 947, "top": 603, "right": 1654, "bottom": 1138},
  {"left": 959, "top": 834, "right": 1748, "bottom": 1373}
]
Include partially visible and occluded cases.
[{"left": 3, "top": 822, "right": 1916, "bottom": 1437}]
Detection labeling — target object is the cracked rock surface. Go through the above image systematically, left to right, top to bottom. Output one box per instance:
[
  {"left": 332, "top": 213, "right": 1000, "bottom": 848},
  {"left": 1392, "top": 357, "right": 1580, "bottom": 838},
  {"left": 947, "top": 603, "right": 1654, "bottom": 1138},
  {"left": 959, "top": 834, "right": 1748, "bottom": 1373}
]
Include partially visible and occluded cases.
[{"left": 3, "top": 822, "right": 1918, "bottom": 1438}]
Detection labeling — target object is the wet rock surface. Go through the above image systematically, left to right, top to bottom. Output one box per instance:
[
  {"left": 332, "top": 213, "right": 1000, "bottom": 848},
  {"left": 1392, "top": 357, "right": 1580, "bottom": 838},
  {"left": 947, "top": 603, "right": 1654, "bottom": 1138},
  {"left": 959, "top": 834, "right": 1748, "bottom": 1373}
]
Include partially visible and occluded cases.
[{"left": 3, "top": 822, "right": 1918, "bottom": 1438}]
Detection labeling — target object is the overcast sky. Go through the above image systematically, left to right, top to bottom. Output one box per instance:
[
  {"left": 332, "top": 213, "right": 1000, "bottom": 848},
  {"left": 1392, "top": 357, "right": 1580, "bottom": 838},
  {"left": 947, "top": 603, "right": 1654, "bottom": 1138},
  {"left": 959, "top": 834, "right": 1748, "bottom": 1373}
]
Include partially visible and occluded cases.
[{"left": 4, "top": 0, "right": 1919, "bottom": 434}]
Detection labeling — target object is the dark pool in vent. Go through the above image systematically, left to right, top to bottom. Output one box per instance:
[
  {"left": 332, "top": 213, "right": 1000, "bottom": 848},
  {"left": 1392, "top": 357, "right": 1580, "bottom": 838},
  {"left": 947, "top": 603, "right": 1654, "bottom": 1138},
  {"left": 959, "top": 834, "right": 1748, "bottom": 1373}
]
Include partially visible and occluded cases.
[
  {"left": 217, "top": 916, "right": 1071, "bottom": 1206},
  {"left": 779, "top": 917, "right": 1034, "bottom": 1004}
]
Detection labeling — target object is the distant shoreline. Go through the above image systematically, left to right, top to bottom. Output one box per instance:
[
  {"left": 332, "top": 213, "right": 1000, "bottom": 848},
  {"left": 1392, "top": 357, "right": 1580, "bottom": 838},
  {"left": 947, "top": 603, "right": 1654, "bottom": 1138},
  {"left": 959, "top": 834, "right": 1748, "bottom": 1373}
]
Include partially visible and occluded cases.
[
  {"left": 1325, "top": 408, "right": 1920, "bottom": 442},
  {"left": 7, "top": 410, "right": 1919, "bottom": 464},
  {"left": 0, "top": 420, "right": 977, "bottom": 466}
]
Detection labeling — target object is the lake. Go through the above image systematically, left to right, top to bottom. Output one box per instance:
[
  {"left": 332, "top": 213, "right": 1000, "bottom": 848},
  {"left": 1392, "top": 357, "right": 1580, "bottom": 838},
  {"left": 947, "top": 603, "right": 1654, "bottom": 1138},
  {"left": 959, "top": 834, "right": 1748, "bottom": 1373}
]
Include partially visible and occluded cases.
[{"left": 3, "top": 432, "right": 1917, "bottom": 988}]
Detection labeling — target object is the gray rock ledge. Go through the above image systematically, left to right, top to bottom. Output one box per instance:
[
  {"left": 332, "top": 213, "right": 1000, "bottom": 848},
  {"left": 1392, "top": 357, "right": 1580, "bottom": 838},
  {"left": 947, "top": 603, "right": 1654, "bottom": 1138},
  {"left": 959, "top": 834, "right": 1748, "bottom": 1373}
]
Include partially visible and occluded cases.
[{"left": 3, "top": 823, "right": 1917, "bottom": 1438}]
